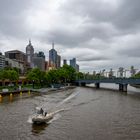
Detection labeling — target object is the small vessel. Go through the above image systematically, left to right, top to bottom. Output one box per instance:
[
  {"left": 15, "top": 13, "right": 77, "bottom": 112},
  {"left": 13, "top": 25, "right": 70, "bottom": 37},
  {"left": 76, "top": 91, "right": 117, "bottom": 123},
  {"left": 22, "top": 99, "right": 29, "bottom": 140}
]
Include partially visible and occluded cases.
[{"left": 32, "top": 107, "right": 53, "bottom": 124}]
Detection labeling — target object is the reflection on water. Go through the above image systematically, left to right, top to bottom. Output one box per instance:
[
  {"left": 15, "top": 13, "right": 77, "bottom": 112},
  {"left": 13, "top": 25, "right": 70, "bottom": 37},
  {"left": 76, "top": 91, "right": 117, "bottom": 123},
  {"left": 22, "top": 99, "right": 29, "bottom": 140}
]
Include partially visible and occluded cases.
[{"left": 32, "top": 123, "right": 49, "bottom": 135}]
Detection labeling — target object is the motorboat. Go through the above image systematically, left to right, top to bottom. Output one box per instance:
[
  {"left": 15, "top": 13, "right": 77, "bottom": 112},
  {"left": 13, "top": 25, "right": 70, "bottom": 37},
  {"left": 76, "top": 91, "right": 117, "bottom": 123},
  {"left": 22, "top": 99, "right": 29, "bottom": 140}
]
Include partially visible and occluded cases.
[{"left": 32, "top": 107, "right": 53, "bottom": 124}]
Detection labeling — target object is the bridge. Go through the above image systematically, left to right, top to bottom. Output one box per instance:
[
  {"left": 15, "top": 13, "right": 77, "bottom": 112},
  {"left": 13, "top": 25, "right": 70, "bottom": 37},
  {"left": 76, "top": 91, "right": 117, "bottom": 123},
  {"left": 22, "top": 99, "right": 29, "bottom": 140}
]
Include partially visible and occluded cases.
[{"left": 75, "top": 78, "right": 140, "bottom": 92}]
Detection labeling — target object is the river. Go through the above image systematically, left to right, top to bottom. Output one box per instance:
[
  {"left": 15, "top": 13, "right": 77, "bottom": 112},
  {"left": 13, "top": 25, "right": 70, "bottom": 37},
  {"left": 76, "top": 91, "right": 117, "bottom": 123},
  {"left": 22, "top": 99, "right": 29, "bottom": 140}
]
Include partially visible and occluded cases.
[{"left": 0, "top": 85, "right": 140, "bottom": 140}]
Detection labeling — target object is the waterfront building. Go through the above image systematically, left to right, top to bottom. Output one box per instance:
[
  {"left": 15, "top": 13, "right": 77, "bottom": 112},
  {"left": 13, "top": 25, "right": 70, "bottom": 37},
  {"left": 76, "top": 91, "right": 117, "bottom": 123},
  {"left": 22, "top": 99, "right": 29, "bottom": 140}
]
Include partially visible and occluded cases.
[
  {"left": 26, "top": 40, "right": 34, "bottom": 68},
  {"left": 5, "top": 50, "right": 27, "bottom": 73},
  {"left": 0, "top": 52, "right": 5, "bottom": 69},
  {"left": 33, "top": 52, "right": 45, "bottom": 71},
  {"left": 5, "top": 58, "right": 24, "bottom": 73}
]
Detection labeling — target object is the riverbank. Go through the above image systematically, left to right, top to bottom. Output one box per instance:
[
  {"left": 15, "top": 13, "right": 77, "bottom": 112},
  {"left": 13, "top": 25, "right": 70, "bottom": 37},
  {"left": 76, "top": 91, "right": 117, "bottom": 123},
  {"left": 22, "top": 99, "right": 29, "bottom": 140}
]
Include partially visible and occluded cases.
[{"left": 0, "top": 86, "right": 76, "bottom": 96}]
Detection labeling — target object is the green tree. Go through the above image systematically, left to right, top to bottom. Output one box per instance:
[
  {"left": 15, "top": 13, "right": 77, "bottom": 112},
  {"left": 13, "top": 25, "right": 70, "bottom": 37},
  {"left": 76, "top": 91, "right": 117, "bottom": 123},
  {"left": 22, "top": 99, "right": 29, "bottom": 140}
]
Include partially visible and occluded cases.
[{"left": 26, "top": 68, "right": 46, "bottom": 87}]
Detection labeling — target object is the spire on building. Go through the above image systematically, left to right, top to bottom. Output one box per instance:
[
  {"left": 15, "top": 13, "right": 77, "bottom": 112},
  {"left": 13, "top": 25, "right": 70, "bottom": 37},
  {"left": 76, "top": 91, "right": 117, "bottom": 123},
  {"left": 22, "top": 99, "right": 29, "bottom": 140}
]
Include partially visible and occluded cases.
[
  {"left": 29, "top": 39, "right": 31, "bottom": 45},
  {"left": 52, "top": 42, "right": 54, "bottom": 49}
]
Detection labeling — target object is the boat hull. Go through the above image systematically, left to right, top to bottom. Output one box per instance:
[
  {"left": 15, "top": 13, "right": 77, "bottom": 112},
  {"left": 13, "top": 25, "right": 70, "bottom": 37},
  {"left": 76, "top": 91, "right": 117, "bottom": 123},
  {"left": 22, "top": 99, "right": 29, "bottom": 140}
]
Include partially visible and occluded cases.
[{"left": 32, "top": 114, "right": 53, "bottom": 124}]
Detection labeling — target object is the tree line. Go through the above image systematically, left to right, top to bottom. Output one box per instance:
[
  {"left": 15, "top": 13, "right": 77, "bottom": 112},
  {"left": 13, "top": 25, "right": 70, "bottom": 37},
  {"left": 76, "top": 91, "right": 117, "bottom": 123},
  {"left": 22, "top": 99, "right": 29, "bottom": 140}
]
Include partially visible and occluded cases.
[{"left": 0, "top": 65, "right": 84, "bottom": 87}]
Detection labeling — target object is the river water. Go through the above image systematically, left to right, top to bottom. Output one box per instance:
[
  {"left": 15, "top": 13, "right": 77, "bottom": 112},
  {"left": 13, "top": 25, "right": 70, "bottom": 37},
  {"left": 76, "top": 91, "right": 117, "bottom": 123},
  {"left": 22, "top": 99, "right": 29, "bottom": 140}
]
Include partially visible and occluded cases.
[{"left": 0, "top": 85, "right": 140, "bottom": 140}]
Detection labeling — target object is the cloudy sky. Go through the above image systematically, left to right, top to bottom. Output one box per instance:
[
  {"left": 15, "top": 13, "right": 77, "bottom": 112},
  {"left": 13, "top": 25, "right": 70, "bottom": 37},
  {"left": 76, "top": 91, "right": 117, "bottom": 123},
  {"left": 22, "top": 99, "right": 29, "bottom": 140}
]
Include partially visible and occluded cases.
[{"left": 0, "top": 0, "right": 140, "bottom": 73}]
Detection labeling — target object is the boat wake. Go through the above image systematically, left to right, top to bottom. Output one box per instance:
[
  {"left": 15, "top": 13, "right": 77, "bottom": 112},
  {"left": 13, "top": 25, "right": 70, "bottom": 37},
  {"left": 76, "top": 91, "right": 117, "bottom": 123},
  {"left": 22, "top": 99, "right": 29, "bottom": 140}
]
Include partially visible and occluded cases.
[{"left": 56, "top": 92, "right": 79, "bottom": 108}]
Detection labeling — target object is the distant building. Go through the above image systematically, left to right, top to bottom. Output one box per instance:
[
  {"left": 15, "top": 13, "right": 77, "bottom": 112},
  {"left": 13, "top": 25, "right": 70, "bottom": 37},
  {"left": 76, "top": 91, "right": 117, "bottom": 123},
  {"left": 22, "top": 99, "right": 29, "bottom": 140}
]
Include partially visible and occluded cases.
[
  {"left": 26, "top": 40, "right": 34, "bottom": 68},
  {"left": 49, "top": 43, "right": 61, "bottom": 69},
  {"left": 49, "top": 43, "right": 57, "bottom": 68},
  {"left": 5, "top": 50, "right": 27, "bottom": 73},
  {"left": 33, "top": 52, "right": 45, "bottom": 71},
  {"left": 0, "top": 53, "right": 5, "bottom": 69},
  {"left": 57, "top": 55, "right": 61, "bottom": 68},
  {"left": 5, "top": 58, "right": 24, "bottom": 73},
  {"left": 70, "top": 58, "right": 79, "bottom": 72},
  {"left": 70, "top": 58, "right": 76, "bottom": 69},
  {"left": 63, "top": 59, "right": 67, "bottom": 65},
  {"left": 45, "top": 61, "right": 49, "bottom": 71},
  {"left": 76, "top": 64, "right": 79, "bottom": 72}
]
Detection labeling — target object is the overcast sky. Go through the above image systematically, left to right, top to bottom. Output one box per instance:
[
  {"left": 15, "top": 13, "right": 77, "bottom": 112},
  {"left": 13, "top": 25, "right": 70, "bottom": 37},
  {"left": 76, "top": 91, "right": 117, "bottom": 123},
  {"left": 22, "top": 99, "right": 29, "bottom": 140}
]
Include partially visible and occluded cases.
[{"left": 0, "top": 0, "right": 140, "bottom": 73}]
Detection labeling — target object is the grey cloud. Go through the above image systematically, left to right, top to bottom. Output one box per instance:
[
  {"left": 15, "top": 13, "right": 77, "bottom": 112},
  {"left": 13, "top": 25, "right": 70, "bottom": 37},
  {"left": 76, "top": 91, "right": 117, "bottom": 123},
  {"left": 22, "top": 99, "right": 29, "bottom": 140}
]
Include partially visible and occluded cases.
[
  {"left": 0, "top": 0, "right": 33, "bottom": 37},
  {"left": 112, "top": 0, "right": 140, "bottom": 31}
]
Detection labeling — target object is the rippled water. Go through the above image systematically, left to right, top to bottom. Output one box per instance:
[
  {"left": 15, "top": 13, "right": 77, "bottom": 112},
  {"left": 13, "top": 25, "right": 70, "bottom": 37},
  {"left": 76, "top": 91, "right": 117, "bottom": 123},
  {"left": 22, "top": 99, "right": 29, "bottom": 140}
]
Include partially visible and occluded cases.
[{"left": 0, "top": 86, "right": 140, "bottom": 140}]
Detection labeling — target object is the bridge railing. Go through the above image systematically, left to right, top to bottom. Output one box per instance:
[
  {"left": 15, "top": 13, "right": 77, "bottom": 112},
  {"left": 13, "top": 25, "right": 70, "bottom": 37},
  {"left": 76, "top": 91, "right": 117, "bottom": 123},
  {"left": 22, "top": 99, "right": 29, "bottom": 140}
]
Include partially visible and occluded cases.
[{"left": 75, "top": 78, "right": 140, "bottom": 84}]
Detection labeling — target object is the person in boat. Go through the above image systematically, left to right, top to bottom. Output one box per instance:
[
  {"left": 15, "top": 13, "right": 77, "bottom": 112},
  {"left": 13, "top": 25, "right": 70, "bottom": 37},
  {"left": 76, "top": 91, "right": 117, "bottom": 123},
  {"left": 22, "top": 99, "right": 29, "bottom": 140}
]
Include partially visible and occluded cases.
[
  {"left": 40, "top": 108, "right": 44, "bottom": 115},
  {"left": 45, "top": 111, "right": 47, "bottom": 116}
]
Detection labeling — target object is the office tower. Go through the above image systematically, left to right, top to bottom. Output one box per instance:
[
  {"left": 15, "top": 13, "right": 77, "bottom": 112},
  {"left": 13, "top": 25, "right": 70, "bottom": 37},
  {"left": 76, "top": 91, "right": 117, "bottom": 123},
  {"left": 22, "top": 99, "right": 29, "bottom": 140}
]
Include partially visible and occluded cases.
[
  {"left": 26, "top": 40, "right": 34, "bottom": 67},
  {"left": 49, "top": 42, "right": 57, "bottom": 68},
  {"left": 33, "top": 52, "right": 45, "bottom": 71},
  {"left": 70, "top": 58, "right": 76, "bottom": 69},
  {"left": 70, "top": 58, "right": 79, "bottom": 72}
]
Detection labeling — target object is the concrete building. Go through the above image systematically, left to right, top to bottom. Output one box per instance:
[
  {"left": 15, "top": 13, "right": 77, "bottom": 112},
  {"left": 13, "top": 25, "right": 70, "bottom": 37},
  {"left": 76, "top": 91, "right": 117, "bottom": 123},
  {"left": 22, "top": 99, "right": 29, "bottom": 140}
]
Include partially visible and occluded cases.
[
  {"left": 26, "top": 40, "right": 34, "bottom": 68},
  {"left": 5, "top": 50, "right": 27, "bottom": 73},
  {"left": 33, "top": 52, "right": 45, "bottom": 71},
  {"left": 0, "top": 53, "right": 5, "bottom": 69},
  {"left": 5, "top": 58, "right": 24, "bottom": 73}
]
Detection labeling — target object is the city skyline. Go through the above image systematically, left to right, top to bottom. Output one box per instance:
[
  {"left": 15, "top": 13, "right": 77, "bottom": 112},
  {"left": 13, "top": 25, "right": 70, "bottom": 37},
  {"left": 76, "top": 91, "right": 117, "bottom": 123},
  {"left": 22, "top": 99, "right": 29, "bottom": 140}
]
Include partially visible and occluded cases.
[{"left": 0, "top": 0, "right": 140, "bottom": 72}]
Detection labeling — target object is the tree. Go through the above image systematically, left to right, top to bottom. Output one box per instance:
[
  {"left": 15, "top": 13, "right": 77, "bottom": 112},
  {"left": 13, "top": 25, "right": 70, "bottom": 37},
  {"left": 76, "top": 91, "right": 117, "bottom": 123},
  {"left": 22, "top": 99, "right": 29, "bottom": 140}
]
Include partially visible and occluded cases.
[
  {"left": 62, "top": 64, "right": 76, "bottom": 82},
  {"left": 26, "top": 68, "right": 46, "bottom": 87}
]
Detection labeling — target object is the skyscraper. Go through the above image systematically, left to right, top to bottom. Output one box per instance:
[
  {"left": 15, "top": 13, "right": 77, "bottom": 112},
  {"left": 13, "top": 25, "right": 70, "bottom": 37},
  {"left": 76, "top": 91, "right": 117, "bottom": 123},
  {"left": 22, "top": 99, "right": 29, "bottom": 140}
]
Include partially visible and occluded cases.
[
  {"left": 26, "top": 40, "right": 34, "bottom": 67},
  {"left": 49, "top": 43, "right": 58, "bottom": 68},
  {"left": 70, "top": 58, "right": 79, "bottom": 72},
  {"left": 70, "top": 58, "right": 76, "bottom": 69}
]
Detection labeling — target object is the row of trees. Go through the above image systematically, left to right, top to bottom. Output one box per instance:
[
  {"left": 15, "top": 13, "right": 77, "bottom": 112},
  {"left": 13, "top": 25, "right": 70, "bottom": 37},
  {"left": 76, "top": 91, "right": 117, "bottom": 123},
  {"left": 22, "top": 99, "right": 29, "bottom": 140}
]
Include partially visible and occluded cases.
[
  {"left": 26, "top": 65, "right": 81, "bottom": 87},
  {"left": 0, "top": 68, "right": 19, "bottom": 86}
]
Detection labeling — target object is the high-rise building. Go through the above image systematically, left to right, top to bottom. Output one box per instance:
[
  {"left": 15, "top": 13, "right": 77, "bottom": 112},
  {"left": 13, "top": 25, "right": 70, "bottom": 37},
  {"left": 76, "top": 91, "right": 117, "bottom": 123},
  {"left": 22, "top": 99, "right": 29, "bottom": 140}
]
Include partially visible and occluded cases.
[
  {"left": 26, "top": 40, "right": 34, "bottom": 68},
  {"left": 49, "top": 43, "right": 61, "bottom": 69},
  {"left": 0, "top": 52, "right": 5, "bottom": 69},
  {"left": 33, "top": 52, "right": 45, "bottom": 71},
  {"left": 70, "top": 58, "right": 79, "bottom": 72},
  {"left": 70, "top": 58, "right": 76, "bottom": 69},
  {"left": 63, "top": 59, "right": 67, "bottom": 65}
]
